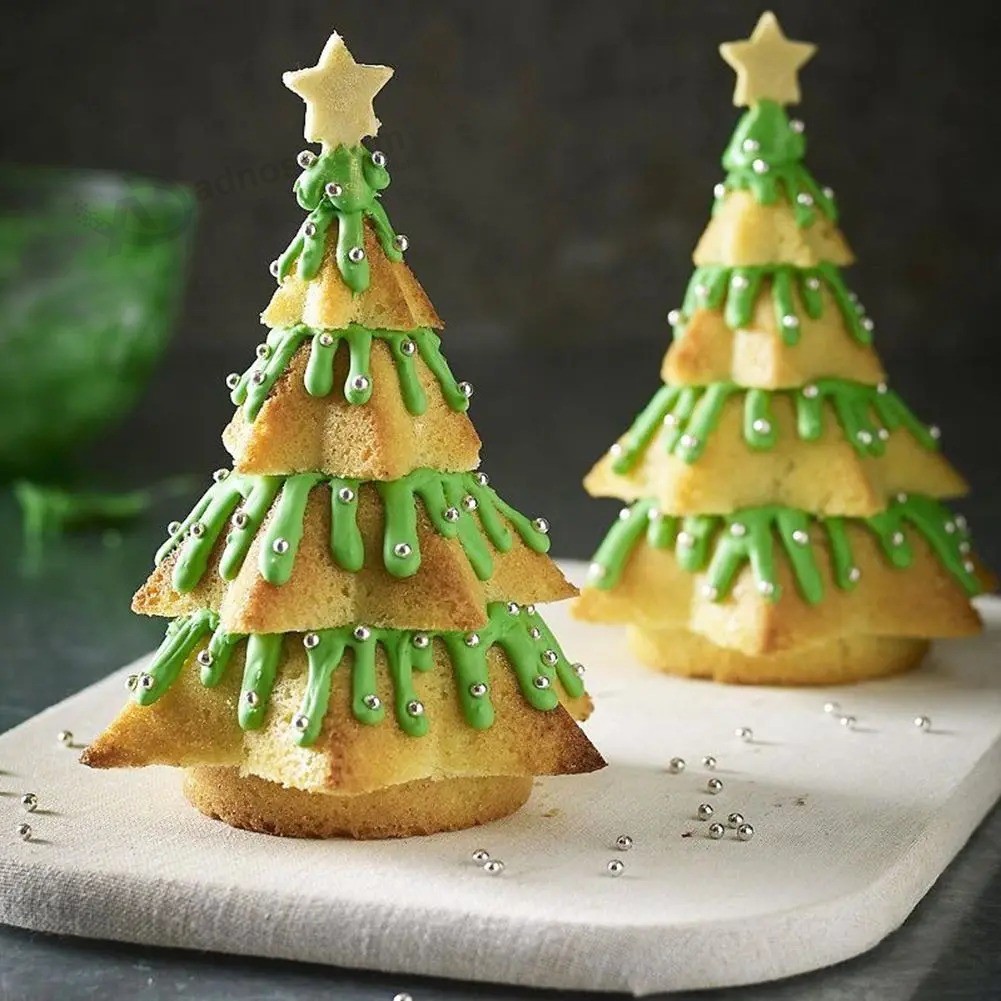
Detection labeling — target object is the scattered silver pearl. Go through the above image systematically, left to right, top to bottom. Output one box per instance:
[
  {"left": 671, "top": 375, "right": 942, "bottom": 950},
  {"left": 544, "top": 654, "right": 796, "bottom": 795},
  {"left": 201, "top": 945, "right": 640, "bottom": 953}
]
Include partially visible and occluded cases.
[
  {"left": 790, "top": 118, "right": 805, "bottom": 133},
  {"left": 742, "top": 138, "right": 760, "bottom": 152},
  {"left": 296, "top": 150, "right": 316, "bottom": 168},
  {"left": 371, "top": 151, "right": 387, "bottom": 167},
  {"left": 751, "top": 158, "right": 769, "bottom": 174},
  {"left": 324, "top": 181, "right": 343, "bottom": 198},
  {"left": 712, "top": 183, "right": 725, "bottom": 200},
  {"left": 822, "top": 186, "right": 835, "bottom": 200},
  {"left": 797, "top": 192, "right": 814, "bottom": 207},
  {"left": 303, "top": 222, "right": 317, "bottom": 238},
  {"left": 394, "top": 234, "right": 409, "bottom": 252},
  {"left": 347, "top": 246, "right": 365, "bottom": 263},
  {"left": 268, "top": 260, "right": 280, "bottom": 277},
  {"left": 730, "top": 274, "right": 750, "bottom": 290},
  {"left": 805, "top": 277, "right": 821, "bottom": 291},
  {"left": 695, "top": 282, "right": 708, "bottom": 299},
  {"left": 668, "top": 309, "right": 682, "bottom": 326},
  {"left": 781, "top": 314, "right": 799, "bottom": 330},
  {"left": 861, "top": 317, "right": 875, "bottom": 333},
  {"left": 318, "top": 332, "right": 335, "bottom": 347},
  {"left": 400, "top": 338, "right": 416, "bottom": 356},
  {"left": 255, "top": 343, "right": 271, "bottom": 360},
  {"left": 251, "top": 370, "right": 266, "bottom": 385},
  {"left": 224, "top": 373, "right": 240, "bottom": 390},
  {"left": 350, "top": 375, "right": 370, "bottom": 393},
  {"left": 458, "top": 381, "right": 474, "bottom": 399},
  {"left": 802, "top": 383, "right": 819, "bottom": 399},
  {"left": 752, "top": 418, "right": 771, "bottom": 435},
  {"left": 929, "top": 425, "right": 942, "bottom": 441},
  {"left": 878, "top": 428, "right": 890, "bottom": 441},
  {"left": 857, "top": 430, "right": 873, "bottom": 446},
  {"left": 679, "top": 433, "right": 699, "bottom": 450},
  {"left": 609, "top": 443, "right": 624, "bottom": 457},
  {"left": 212, "top": 468, "right": 230, "bottom": 482},
  {"left": 474, "top": 472, "right": 490, "bottom": 487},
  {"left": 337, "top": 486, "right": 355, "bottom": 504},
  {"left": 461, "top": 494, "right": 478, "bottom": 512},
  {"left": 443, "top": 506, "right": 460, "bottom": 523},
  {"left": 618, "top": 507, "right": 632, "bottom": 521},
  {"left": 231, "top": 509, "right": 251, "bottom": 529},
  {"left": 956, "top": 514, "right": 968, "bottom": 531},
  {"left": 532, "top": 517, "right": 550, "bottom": 535},
  {"left": 167, "top": 520, "right": 182, "bottom": 536},
  {"left": 944, "top": 520, "right": 956, "bottom": 534},
  {"left": 189, "top": 521, "right": 206, "bottom": 539},
  {"left": 729, "top": 522, "right": 747, "bottom": 537},
  {"left": 792, "top": 529, "right": 809, "bottom": 545},
  {"left": 677, "top": 531, "right": 694, "bottom": 548},
  {"left": 891, "top": 532, "right": 905, "bottom": 547},
  {"left": 271, "top": 537, "right": 290, "bottom": 555},
  {"left": 393, "top": 542, "right": 412, "bottom": 559},
  {"left": 964, "top": 559, "right": 976, "bottom": 574},
  {"left": 587, "top": 562, "right": 606, "bottom": 582},
  {"left": 848, "top": 566, "right": 862, "bottom": 584},
  {"left": 757, "top": 580, "right": 776, "bottom": 597},
  {"left": 701, "top": 584, "right": 719, "bottom": 601},
  {"left": 506, "top": 602, "right": 520, "bottom": 615},
  {"left": 525, "top": 604, "right": 537, "bottom": 616},
  {"left": 353, "top": 625, "right": 371, "bottom": 642},
  {"left": 528, "top": 626, "right": 542, "bottom": 640},
  {"left": 303, "top": 632, "right": 320, "bottom": 650},
  {"left": 412, "top": 633, "right": 430, "bottom": 649},
  {"left": 464, "top": 633, "right": 481, "bottom": 648},
  {"left": 196, "top": 649, "right": 213, "bottom": 668},
  {"left": 541, "top": 649, "right": 558, "bottom": 666},
  {"left": 573, "top": 662, "right": 586, "bottom": 677},
  {"left": 127, "top": 674, "right": 138, "bottom": 691},
  {"left": 139, "top": 674, "right": 154, "bottom": 691},
  {"left": 532, "top": 675, "right": 551, "bottom": 690},
  {"left": 469, "top": 683, "right": 488, "bottom": 698},
  {"left": 245, "top": 691, "right": 259, "bottom": 707},
  {"left": 363, "top": 694, "right": 381, "bottom": 711},
  {"left": 406, "top": 700, "right": 425, "bottom": 717},
  {"left": 823, "top": 701, "right": 840, "bottom": 715},
  {"left": 292, "top": 714, "right": 309, "bottom": 732},
  {"left": 840, "top": 715, "right": 857, "bottom": 730},
  {"left": 914, "top": 715, "right": 932, "bottom": 732},
  {"left": 734, "top": 727, "right": 753, "bottom": 742},
  {"left": 58, "top": 730, "right": 74, "bottom": 747},
  {"left": 702, "top": 755, "right": 717, "bottom": 770},
  {"left": 668, "top": 757, "right": 686, "bottom": 774},
  {"left": 706, "top": 778, "right": 723, "bottom": 794},
  {"left": 21, "top": 793, "right": 38, "bottom": 813},
  {"left": 696, "top": 803, "right": 715, "bottom": 821},
  {"left": 726, "top": 812, "right": 744, "bottom": 830},
  {"left": 708, "top": 822, "right": 725, "bottom": 840},
  {"left": 17, "top": 823, "right": 32, "bottom": 842},
  {"left": 737, "top": 823, "right": 755, "bottom": 842},
  {"left": 615, "top": 835, "right": 633, "bottom": 851},
  {"left": 472, "top": 849, "right": 490, "bottom": 863},
  {"left": 483, "top": 859, "right": 505, "bottom": 875},
  {"left": 606, "top": 859, "right": 625, "bottom": 877},
  {"left": 393, "top": 993, "right": 413, "bottom": 1001}
]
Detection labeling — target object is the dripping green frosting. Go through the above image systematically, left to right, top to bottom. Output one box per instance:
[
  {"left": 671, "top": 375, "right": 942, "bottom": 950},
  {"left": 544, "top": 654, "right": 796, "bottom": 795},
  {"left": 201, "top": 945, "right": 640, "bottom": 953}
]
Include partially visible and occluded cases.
[
  {"left": 715, "top": 100, "right": 836, "bottom": 227},
  {"left": 276, "top": 144, "right": 402, "bottom": 293},
  {"left": 675, "top": 262, "right": 872, "bottom": 345},
  {"left": 229, "top": 324, "right": 468, "bottom": 421},
  {"left": 609, "top": 378, "right": 940, "bottom": 472},
  {"left": 155, "top": 468, "right": 550, "bottom": 592},
  {"left": 587, "top": 494, "right": 981, "bottom": 604},
  {"left": 129, "top": 601, "right": 586, "bottom": 747}
]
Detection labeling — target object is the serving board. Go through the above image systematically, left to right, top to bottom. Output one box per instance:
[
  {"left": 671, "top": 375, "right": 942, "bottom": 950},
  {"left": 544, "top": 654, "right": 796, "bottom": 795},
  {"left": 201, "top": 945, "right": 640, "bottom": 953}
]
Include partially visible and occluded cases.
[{"left": 2, "top": 561, "right": 1000, "bottom": 996}]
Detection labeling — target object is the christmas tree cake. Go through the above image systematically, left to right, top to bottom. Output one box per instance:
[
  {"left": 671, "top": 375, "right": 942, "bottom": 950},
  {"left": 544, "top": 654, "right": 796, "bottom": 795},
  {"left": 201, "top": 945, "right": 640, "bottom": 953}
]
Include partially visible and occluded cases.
[
  {"left": 575, "top": 13, "right": 993, "bottom": 685},
  {"left": 83, "top": 33, "right": 604, "bottom": 838}
]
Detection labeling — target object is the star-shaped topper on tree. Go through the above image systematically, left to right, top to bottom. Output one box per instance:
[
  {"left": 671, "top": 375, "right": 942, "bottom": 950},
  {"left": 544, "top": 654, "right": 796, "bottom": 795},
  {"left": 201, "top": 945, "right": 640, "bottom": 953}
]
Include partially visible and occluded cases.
[
  {"left": 720, "top": 11, "right": 816, "bottom": 107},
  {"left": 283, "top": 33, "right": 394, "bottom": 148}
]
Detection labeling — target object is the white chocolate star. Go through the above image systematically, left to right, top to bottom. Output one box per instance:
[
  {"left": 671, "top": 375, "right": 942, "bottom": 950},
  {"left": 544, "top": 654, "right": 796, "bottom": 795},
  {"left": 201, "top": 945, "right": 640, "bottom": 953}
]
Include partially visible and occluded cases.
[
  {"left": 720, "top": 12, "right": 816, "bottom": 107},
  {"left": 283, "top": 33, "right": 394, "bottom": 148}
]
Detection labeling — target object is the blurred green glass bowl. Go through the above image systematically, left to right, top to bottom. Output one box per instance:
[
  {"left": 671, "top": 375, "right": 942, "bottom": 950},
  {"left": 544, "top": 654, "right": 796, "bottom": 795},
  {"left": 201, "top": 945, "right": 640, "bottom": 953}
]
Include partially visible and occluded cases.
[{"left": 0, "top": 166, "right": 196, "bottom": 478}]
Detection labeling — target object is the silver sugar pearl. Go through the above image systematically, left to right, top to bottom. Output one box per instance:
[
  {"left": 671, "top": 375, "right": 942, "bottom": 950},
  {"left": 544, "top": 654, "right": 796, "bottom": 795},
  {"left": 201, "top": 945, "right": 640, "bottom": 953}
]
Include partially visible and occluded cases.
[
  {"left": 790, "top": 118, "right": 805, "bottom": 133},
  {"left": 742, "top": 138, "right": 760, "bottom": 152},
  {"left": 296, "top": 150, "right": 316, "bottom": 168},
  {"left": 371, "top": 151, "right": 387, "bottom": 167},
  {"left": 751, "top": 158, "right": 769, "bottom": 174},
  {"left": 324, "top": 182, "right": 343, "bottom": 198},
  {"left": 712, "top": 183, "right": 726, "bottom": 200},
  {"left": 797, "top": 192, "right": 814, "bottom": 207},
  {"left": 303, "top": 222, "right": 316, "bottom": 238},
  {"left": 394, "top": 234, "right": 410, "bottom": 252},
  {"left": 347, "top": 246, "right": 366, "bottom": 263},
  {"left": 268, "top": 260, "right": 280, "bottom": 277},
  {"left": 731, "top": 274, "right": 750, "bottom": 290},
  {"left": 805, "top": 277, "right": 821, "bottom": 291},
  {"left": 668, "top": 308, "right": 682, "bottom": 326},
  {"left": 781, "top": 314, "right": 800, "bottom": 329},
  {"left": 318, "top": 332, "right": 335, "bottom": 347},
  {"left": 400, "top": 338, "right": 416, "bottom": 356},
  {"left": 255, "top": 343, "right": 270, "bottom": 360},
  {"left": 251, "top": 370, "right": 266, "bottom": 385},
  {"left": 224, "top": 373, "right": 240, "bottom": 390},
  {"left": 350, "top": 375, "right": 370, "bottom": 392},
  {"left": 458, "top": 381, "right": 474, "bottom": 399},
  {"left": 802, "top": 384, "right": 819, "bottom": 399},
  {"left": 752, "top": 418, "right": 771, "bottom": 434},
  {"left": 929, "top": 425, "right": 942, "bottom": 440},
  {"left": 212, "top": 468, "right": 230, "bottom": 482},
  {"left": 474, "top": 472, "right": 489, "bottom": 487},
  {"left": 337, "top": 486, "right": 355, "bottom": 504},
  {"left": 461, "top": 495, "right": 478, "bottom": 512},
  {"left": 444, "top": 506, "right": 460, "bottom": 523},
  {"left": 231, "top": 511, "right": 249, "bottom": 531},
  {"left": 532, "top": 517, "right": 550, "bottom": 535},
  {"left": 167, "top": 520, "right": 182, "bottom": 536},
  {"left": 189, "top": 521, "right": 206, "bottom": 538},
  {"left": 729, "top": 522, "right": 747, "bottom": 537},
  {"left": 677, "top": 531, "right": 694, "bottom": 549},
  {"left": 271, "top": 537, "right": 290, "bottom": 555},
  {"left": 393, "top": 542, "right": 413, "bottom": 559},
  {"left": 848, "top": 566, "right": 862, "bottom": 583},
  {"left": 701, "top": 584, "right": 719, "bottom": 601},
  {"left": 506, "top": 602, "right": 520, "bottom": 615},
  {"left": 525, "top": 604, "right": 537, "bottom": 616},
  {"left": 353, "top": 625, "right": 371, "bottom": 642},
  {"left": 528, "top": 626, "right": 542, "bottom": 640},
  {"left": 303, "top": 633, "right": 320, "bottom": 650},
  {"left": 412, "top": 633, "right": 430, "bottom": 649},
  {"left": 464, "top": 633, "right": 481, "bottom": 647},
  {"left": 196, "top": 649, "right": 213, "bottom": 668},
  {"left": 541, "top": 649, "right": 559, "bottom": 666},
  {"left": 572, "top": 662, "right": 586, "bottom": 677},
  {"left": 139, "top": 674, "right": 154, "bottom": 691},
  {"left": 532, "top": 675, "right": 551, "bottom": 690},
  {"left": 469, "top": 682, "right": 488, "bottom": 698},
  {"left": 245, "top": 691, "right": 259, "bottom": 707},
  {"left": 363, "top": 694, "right": 382, "bottom": 710},
  {"left": 406, "top": 699, "right": 425, "bottom": 717},
  {"left": 823, "top": 701, "right": 840, "bottom": 715},
  {"left": 292, "top": 714, "right": 309, "bottom": 732},
  {"left": 840, "top": 715, "right": 857, "bottom": 730},
  {"left": 914, "top": 715, "right": 932, "bottom": 732},
  {"left": 735, "top": 727, "right": 753, "bottom": 742},
  {"left": 702, "top": 755, "right": 717, "bottom": 770},
  {"left": 668, "top": 757, "right": 686, "bottom": 774},
  {"left": 706, "top": 777, "right": 724, "bottom": 794},
  {"left": 21, "top": 793, "right": 38, "bottom": 813},
  {"left": 697, "top": 803, "right": 715, "bottom": 821},
  {"left": 726, "top": 812, "right": 744, "bottom": 830},
  {"left": 708, "top": 822, "right": 725, "bottom": 840},
  {"left": 17, "top": 823, "right": 33, "bottom": 842},
  {"left": 737, "top": 823, "right": 755, "bottom": 842},
  {"left": 615, "top": 835, "right": 633, "bottom": 851},
  {"left": 471, "top": 849, "right": 490, "bottom": 863},
  {"left": 483, "top": 859, "right": 505, "bottom": 875},
  {"left": 606, "top": 859, "right": 625, "bottom": 876},
  {"left": 393, "top": 994, "right": 413, "bottom": 1001}
]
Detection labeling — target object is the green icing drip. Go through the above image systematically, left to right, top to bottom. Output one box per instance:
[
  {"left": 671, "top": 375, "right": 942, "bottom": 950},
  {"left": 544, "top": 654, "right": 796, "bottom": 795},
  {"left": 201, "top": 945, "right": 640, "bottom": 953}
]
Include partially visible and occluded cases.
[
  {"left": 715, "top": 100, "right": 837, "bottom": 227},
  {"left": 275, "top": 144, "right": 402, "bottom": 293},
  {"left": 676, "top": 263, "right": 872, "bottom": 345},
  {"left": 229, "top": 325, "right": 467, "bottom": 422},
  {"left": 609, "top": 378, "right": 939, "bottom": 473},
  {"left": 156, "top": 469, "right": 550, "bottom": 591},
  {"left": 587, "top": 494, "right": 982, "bottom": 604},
  {"left": 132, "top": 602, "right": 586, "bottom": 747}
]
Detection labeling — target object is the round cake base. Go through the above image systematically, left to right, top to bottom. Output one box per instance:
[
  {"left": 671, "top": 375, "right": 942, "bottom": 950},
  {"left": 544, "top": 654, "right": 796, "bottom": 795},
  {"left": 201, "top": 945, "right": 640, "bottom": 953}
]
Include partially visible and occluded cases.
[
  {"left": 627, "top": 626, "right": 929, "bottom": 686},
  {"left": 183, "top": 766, "right": 533, "bottom": 839}
]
